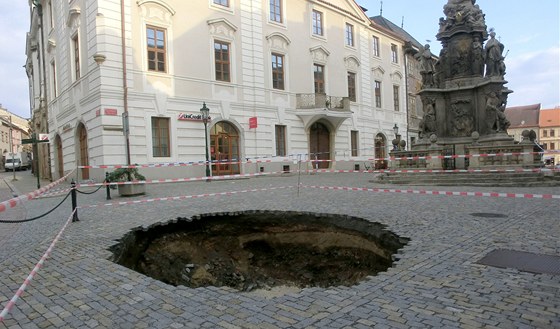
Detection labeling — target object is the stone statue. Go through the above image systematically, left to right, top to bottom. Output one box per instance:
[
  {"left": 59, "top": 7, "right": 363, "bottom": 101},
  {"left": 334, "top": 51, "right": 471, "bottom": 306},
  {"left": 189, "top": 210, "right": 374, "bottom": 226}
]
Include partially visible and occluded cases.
[
  {"left": 484, "top": 30, "right": 505, "bottom": 77},
  {"left": 472, "top": 36, "right": 484, "bottom": 75},
  {"left": 416, "top": 44, "right": 436, "bottom": 87},
  {"left": 485, "top": 91, "right": 509, "bottom": 132},
  {"left": 420, "top": 98, "right": 437, "bottom": 136},
  {"left": 450, "top": 102, "right": 474, "bottom": 137}
]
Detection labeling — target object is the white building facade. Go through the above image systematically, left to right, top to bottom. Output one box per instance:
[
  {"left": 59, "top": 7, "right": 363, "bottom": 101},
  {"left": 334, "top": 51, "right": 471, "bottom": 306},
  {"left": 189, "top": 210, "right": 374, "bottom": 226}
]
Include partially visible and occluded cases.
[{"left": 28, "top": 0, "right": 407, "bottom": 180}]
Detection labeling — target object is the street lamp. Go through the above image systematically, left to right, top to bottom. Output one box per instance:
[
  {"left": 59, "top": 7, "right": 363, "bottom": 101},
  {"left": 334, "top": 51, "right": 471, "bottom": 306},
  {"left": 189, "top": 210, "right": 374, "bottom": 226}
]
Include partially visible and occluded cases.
[
  {"left": 200, "top": 102, "right": 211, "bottom": 179},
  {"left": 392, "top": 123, "right": 406, "bottom": 151}
]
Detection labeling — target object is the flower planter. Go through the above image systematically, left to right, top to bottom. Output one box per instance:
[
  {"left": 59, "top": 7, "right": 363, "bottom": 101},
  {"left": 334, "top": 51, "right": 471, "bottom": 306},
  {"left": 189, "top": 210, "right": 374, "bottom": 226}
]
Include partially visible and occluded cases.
[{"left": 118, "top": 183, "right": 146, "bottom": 197}]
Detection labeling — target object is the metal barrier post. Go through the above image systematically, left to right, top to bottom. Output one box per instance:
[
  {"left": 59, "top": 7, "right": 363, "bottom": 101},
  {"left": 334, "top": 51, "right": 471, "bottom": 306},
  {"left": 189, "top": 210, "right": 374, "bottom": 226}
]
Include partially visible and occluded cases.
[
  {"left": 105, "top": 172, "right": 111, "bottom": 200},
  {"left": 71, "top": 180, "right": 79, "bottom": 222}
]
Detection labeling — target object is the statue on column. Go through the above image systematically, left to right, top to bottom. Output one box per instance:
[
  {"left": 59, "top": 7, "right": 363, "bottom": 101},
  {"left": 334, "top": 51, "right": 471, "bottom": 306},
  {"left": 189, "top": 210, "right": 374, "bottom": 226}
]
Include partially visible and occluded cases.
[
  {"left": 484, "top": 29, "right": 506, "bottom": 78},
  {"left": 417, "top": 44, "right": 436, "bottom": 88},
  {"left": 485, "top": 91, "right": 510, "bottom": 132},
  {"left": 419, "top": 98, "right": 437, "bottom": 137}
]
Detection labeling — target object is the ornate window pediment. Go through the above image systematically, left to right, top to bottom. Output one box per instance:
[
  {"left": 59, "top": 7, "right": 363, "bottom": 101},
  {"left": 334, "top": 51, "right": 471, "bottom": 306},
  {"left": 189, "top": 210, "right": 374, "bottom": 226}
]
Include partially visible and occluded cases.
[
  {"left": 137, "top": 0, "right": 176, "bottom": 25},
  {"left": 207, "top": 18, "right": 237, "bottom": 41},
  {"left": 266, "top": 32, "right": 291, "bottom": 52},
  {"left": 309, "top": 45, "right": 330, "bottom": 64},
  {"left": 344, "top": 55, "right": 360, "bottom": 71},
  {"left": 372, "top": 66, "right": 385, "bottom": 79},
  {"left": 391, "top": 70, "right": 403, "bottom": 82}
]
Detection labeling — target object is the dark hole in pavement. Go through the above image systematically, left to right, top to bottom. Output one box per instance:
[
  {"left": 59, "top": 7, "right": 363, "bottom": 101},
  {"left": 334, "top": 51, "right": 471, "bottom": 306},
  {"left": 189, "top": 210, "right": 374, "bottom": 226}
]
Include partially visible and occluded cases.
[
  {"left": 109, "top": 210, "right": 409, "bottom": 291},
  {"left": 470, "top": 213, "right": 508, "bottom": 218}
]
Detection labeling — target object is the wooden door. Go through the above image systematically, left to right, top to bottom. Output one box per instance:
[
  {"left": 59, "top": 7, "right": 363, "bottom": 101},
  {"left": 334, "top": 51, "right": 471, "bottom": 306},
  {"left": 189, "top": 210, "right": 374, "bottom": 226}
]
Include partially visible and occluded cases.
[
  {"left": 310, "top": 122, "right": 330, "bottom": 169},
  {"left": 78, "top": 124, "right": 89, "bottom": 179},
  {"left": 55, "top": 135, "right": 64, "bottom": 178}
]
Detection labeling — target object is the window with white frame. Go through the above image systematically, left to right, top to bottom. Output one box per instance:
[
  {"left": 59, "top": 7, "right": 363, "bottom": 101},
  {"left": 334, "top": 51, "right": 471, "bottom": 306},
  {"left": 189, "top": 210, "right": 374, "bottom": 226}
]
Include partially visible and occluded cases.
[
  {"left": 213, "top": 0, "right": 229, "bottom": 7},
  {"left": 270, "top": 0, "right": 282, "bottom": 23},
  {"left": 312, "top": 10, "right": 323, "bottom": 36},
  {"left": 345, "top": 23, "right": 354, "bottom": 47},
  {"left": 147, "top": 25, "right": 167, "bottom": 73},
  {"left": 72, "top": 34, "right": 80, "bottom": 80},
  {"left": 372, "top": 36, "right": 380, "bottom": 57},
  {"left": 215, "top": 41, "right": 231, "bottom": 82},
  {"left": 391, "top": 44, "right": 398, "bottom": 63},
  {"left": 271, "top": 53, "right": 285, "bottom": 90},
  {"left": 51, "top": 60, "right": 57, "bottom": 98},
  {"left": 314, "top": 64, "right": 325, "bottom": 94},
  {"left": 347, "top": 72, "right": 356, "bottom": 102},
  {"left": 374, "top": 80, "right": 382, "bottom": 108},
  {"left": 393, "top": 85, "right": 400, "bottom": 111},
  {"left": 151, "top": 117, "right": 170, "bottom": 157},
  {"left": 275, "top": 125, "right": 286, "bottom": 156},
  {"left": 351, "top": 130, "right": 358, "bottom": 156}
]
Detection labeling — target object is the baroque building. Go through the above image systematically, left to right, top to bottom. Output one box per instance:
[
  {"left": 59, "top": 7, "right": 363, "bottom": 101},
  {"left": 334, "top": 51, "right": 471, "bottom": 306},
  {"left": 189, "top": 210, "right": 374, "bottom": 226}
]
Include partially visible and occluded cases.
[{"left": 27, "top": 0, "right": 408, "bottom": 180}]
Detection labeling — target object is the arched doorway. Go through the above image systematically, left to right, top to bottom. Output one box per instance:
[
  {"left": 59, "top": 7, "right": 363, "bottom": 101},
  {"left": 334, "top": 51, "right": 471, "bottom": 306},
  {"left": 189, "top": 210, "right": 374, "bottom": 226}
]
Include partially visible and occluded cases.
[
  {"left": 210, "top": 121, "right": 240, "bottom": 176},
  {"left": 309, "top": 122, "right": 331, "bottom": 169},
  {"left": 77, "top": 123, "right": 89, "bottom": 180},
  {"left": 54, "top": 134, "right": 64, "bottom": 179},
  {"left": 374, "top": 134, "right": 387, "bottom": 169}
]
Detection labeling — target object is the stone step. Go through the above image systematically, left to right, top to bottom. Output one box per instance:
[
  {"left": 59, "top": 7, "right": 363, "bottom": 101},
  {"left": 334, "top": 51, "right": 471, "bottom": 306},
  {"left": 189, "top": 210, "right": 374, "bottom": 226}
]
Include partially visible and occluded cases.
[{"left": 371, "top": 172, "right": 560, "bottom": 187}]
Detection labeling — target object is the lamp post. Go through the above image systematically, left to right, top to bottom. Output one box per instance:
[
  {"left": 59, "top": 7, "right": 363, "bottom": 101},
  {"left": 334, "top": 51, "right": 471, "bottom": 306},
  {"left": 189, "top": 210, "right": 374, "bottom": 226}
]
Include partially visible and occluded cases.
[
  {"left": 200, "top": 102, "right": 211, "bottom": 179},
  {"left": 392, "top": 123, "right": 406, "bottom": 151}
]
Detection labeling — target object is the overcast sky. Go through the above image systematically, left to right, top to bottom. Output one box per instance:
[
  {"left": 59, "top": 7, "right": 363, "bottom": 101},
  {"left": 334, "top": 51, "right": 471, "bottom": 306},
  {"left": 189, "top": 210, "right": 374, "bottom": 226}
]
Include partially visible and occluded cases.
[{"left": 0, "top": 0, "right": 558, "bottom": 119}]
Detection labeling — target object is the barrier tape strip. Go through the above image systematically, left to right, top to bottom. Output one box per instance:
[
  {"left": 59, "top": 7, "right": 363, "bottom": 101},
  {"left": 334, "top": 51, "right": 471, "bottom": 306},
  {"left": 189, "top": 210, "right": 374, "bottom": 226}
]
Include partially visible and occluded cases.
[
  {"left": 76, "top": 151, "right": 556, "bottom": 169},
  {"left": 0, "top": 170, "right": 75, "bottom": 214},
  {"left": 76, "top": 171, "right": 283, "bottom": 188},
  {"left": 302, "top": 185, "right": 560, "bottom": 200},
  {"left": 78, "top": 186, "right": 295, "bottom": 208},
  {"left": 0, "top": 210, "right": 75, "bottom": 323}
]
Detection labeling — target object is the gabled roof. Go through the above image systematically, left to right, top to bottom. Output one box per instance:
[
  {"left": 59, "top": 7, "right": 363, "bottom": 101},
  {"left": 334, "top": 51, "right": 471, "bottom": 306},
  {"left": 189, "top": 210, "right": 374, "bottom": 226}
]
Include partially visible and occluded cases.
[
  {"left": 370, "top": 15, "right": 423, "bottom": 49},
  {"left": 504, "top": 104, "right": 540, "bottom": 128},
  {"left": 539, "top": 108, "right": 560, "bottom": 127}
]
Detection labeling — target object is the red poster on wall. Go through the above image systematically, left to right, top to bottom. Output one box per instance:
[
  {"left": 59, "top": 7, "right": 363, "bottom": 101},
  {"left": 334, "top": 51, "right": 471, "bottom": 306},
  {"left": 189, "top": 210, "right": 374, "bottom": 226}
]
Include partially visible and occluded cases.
[{"left": 249, "top": 117, "right": 258, "bottom": 129}]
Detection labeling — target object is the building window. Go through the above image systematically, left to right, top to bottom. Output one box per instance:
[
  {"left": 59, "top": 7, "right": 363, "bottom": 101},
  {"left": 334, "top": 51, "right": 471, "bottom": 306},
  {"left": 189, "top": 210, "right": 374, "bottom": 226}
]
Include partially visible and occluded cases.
[
  {"left": 213, "top": 0, "right": 229, "bottom": 7},
  {"left": 270, "top": 0, "right": 282, "bottom": 23},
  {"left": 312, "top": 10, "right": 323, "bottom": 36},
  {"left": 345, "top": 23, "right": 354, "bottom": 46},
  {"left": 147, "top": 26, "right": 166, "bottom": 73},
  {"left": 72, "top": 34, "right": 80, "bottom": 80},
  {"left": 372, "top": 36, "right": 380, "bottom": 57},
  {"left": 215, "top": 41, "right": 231, "bottom": 82},
  {"left": 391, "top": 44, "right": 398, "bottom": 63},
  {"left": 271, "top": 53, "right": 284, "bottom": 90},
  {"left": 51, "top": 61, "right": 57, "bottom": 98},
  {"left": 314, "top": 64, "right": 325, "bottom": 94},
  {"left": 347, "top": 72, "right": 356, "bottom": 102},
  {"left": 374, "top": 81, "right": 382, "bottom": 108},
  {"left": 393, "top": 85, "right": 400, "bottom": 111},
  {"left": 408, "top": 95, "right": 416, "bottom": 115},
  {"left": 151, "top": 117, "right": 170, "bottom": 157},
  {"left": 275, "top": 125, "right": 286, "bottom": 156},
  {"left": 551, "top": 129, "right": 555, "bottom": 137},
  {"left": 351, "top": 130, "right": 358, "bottom": 156},
  {"left": 543, "top": 130, "right": 548, "bottom": 137},
  {"left": 551, "top": 142, "right": 556, "bottom": 149},
  {"left": 543, "top": 143, "right": 548, "bottom": 150}
]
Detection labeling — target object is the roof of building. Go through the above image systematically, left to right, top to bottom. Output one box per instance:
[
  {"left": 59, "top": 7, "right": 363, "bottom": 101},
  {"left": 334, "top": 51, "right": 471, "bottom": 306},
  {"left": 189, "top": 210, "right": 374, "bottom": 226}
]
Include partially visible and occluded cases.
[
  {"left": 370, "top": 15, "right": 424, "bottom": 50},
  {"left": 504, "top": 104, "right": 541, "bottom": 128},
  {"left": 539, "top": 108, "right": 560, "bottom": 127}
]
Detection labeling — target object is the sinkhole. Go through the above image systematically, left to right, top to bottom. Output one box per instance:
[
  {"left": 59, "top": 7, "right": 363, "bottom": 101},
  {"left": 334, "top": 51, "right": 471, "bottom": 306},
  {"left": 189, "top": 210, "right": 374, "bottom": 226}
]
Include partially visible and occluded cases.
[{"left": 109, "top": 211, "right": 409, "bottom": 291}]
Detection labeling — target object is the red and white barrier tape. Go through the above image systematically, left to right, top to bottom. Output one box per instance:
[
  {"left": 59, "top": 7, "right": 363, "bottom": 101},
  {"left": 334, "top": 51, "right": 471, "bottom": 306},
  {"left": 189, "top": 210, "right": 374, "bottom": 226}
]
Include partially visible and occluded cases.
[
  {"left": 77, "top": 151, "right": 554, "bottom": 169},
  {"left": 303, "top": 168, "right": 558, "bottom": 174},
  {"left": 0, "top": 170, "right": 75, "bottom": 214},
  {"left": 76, "top": 171, "right": 282, "bottom": 188},
  {"left": 303, "top": 185, "right": 560, "bottom": 200},
  {"left": 78, "top": 186, "right": 295, "bottom": 209},
  {"left": 0, "top": 210, "right": 75, "bottom": 323}
]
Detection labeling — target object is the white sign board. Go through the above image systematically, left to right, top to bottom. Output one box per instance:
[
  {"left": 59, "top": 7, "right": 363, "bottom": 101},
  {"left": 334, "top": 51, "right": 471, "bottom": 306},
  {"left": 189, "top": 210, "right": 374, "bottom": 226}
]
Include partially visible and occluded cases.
[{"left": 39, "top": 134, "right": 49, "bottom": 141}]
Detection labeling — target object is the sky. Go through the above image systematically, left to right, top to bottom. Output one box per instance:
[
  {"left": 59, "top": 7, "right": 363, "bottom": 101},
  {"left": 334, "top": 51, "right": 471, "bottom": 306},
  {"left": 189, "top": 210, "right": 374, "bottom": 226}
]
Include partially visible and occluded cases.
[{"left": 0, "top": 1, "right": 558, "bottom": 119}]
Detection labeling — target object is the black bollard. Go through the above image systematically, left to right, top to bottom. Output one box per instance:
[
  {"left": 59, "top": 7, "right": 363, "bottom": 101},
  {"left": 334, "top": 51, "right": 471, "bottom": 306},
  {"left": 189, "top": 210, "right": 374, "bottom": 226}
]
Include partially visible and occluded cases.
[
  {"left": 105, "top": 172, "right": 112, "bottom": 200},
  {"left": 71, "top": 179, "right": 79, "bottom": 222}
]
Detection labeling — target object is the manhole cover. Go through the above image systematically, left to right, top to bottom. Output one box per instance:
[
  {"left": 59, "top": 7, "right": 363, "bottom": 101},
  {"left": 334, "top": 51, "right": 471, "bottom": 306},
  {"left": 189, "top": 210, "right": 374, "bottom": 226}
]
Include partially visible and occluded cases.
[
  {"left": 110, "top": 211, "right": 409, "bottom": 291},
  {"left": 470, "top": 213, "right": 508, "bottom": 218},
  {"left": 477, "top": 249, "right": 560, "bottom": 275}
]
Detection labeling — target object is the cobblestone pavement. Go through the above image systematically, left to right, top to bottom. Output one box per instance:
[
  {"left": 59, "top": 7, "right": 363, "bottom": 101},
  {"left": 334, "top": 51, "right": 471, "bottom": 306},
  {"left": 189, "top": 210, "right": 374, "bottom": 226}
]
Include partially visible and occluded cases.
[{"left": 0, "top": 171, "right": 559, "bottom": 328}]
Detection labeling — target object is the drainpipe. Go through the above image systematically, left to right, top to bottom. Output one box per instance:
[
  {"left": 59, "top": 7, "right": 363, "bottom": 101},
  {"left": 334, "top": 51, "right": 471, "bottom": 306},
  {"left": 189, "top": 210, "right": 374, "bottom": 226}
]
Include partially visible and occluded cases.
[
  {"left": 121, "top": 0, "right": 131, "bottom": 165},
  {"left": 38, "top": 3, "right": 52, "bottom": 180},
  {"left": 404, "top": 53, "right": 410, "bottom": 150}
]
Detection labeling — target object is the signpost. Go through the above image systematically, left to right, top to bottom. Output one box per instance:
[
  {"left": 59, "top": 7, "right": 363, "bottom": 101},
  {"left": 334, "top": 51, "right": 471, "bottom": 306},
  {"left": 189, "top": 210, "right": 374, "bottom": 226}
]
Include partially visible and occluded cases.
[{"left": 22, "top": 133, "right": 49, "bottom": 188}]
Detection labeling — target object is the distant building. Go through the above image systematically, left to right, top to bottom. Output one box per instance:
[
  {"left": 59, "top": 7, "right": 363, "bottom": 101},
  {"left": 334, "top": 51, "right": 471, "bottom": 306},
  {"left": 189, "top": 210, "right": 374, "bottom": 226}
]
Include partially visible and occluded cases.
[
  {"left": 504, "top": 103, "right": 540, "bottom": 142},
  {"left": 0, "top": 105, "right": 31, "bottom": 169},
  {"left": 539, "top": 108, "right": 560, "bottom": 165}
]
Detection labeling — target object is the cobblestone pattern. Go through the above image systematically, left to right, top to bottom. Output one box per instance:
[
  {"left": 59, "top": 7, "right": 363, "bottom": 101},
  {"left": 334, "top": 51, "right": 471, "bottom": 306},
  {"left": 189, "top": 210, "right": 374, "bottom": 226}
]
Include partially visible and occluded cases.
[{"left": 0, "top": 172, "right": 559, "bottom": 328}]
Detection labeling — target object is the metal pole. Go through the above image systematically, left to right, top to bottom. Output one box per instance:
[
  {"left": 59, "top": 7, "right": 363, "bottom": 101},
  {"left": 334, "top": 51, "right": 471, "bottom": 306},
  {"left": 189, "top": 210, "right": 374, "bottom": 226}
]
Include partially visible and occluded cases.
[
  {"left": 9, "top": 116, "right": 15, "bottom": 181},
  {"left": 204, "top": 121, "right": 211, "bottom": 180},
  {"left": 105, "top": 172, "right": 111, "bottom": 200},
  {"left": 71, "top": 179, "right": 79, "bottom": 222}
]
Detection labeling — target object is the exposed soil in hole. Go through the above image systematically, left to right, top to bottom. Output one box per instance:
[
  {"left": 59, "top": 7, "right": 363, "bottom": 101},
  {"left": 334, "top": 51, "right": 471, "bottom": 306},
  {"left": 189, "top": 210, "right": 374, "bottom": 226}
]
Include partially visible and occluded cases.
[{"left": 110, "top": 211, "right": 409, "bottom": 291}]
